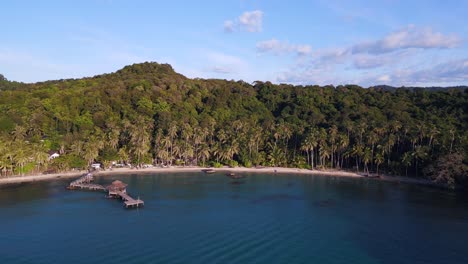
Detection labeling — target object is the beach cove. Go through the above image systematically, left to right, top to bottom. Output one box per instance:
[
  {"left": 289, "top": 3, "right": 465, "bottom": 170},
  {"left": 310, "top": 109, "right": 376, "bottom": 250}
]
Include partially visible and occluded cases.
[{"left": 1, "top": 171, "right": 467, "bottom": 264}]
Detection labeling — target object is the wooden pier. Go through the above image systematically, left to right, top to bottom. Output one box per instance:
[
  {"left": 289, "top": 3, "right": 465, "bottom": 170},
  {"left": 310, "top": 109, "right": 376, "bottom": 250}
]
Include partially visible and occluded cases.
[
  {"left": 68, "top": 173, "right": 144, "bottom": 208},
  {"left": 68, "top": 173, "right": 106, "bottom": 191},
  {"left": 107, "top": 180, "right": 144, "bottom": 208},
  {"left": 116, "top": 191, "right": 144, "bottom": 208}
]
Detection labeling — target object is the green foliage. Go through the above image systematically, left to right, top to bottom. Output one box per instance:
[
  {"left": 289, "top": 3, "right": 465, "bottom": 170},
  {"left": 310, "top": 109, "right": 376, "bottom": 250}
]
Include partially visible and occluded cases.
[
  {"left": 0, "top": 62, "right": 466, "bottom": 190},
  {"left": 424, "top": 152, "right": 468, "bottom": 189},
  {"left": 51, "top": 155, "right": 87, "bottom": 171},
  {"left": 227, "top": 160, "right": 239, "bottom": 168},
  {"left": 243, "top": 160, "right": 253, "bottom": 168},
  {"left": 14, "top": 162, "right": 35, "bottom": 174},
  {"left": 211, "top": 162, "right": 223, "bottom": 168}
]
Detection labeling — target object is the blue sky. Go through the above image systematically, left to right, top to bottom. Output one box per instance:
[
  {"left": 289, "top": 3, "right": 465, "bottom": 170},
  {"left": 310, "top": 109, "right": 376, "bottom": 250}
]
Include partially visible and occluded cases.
[{"left": 1, "top": 0, "right": 467, "bottom": 86}]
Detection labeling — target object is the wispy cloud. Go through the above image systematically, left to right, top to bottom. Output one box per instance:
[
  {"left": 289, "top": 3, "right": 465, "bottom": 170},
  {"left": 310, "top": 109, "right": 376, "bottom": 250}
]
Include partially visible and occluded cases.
[
  {"left": 224, "top": 10, "right": 264, "bottom": 33},
  {"left": 273, "top": 25, "right": 464, "bottom": 86},
  {"left": 307, "top": 25, "right": 462, "bottom": 69},
  {"left": 351, "top": 25, "right": 461, "bottom": 54},
  {"left": 256, "top": 39, "right": 312, "bottom": 56},
  {"left": 203, "top": 51, "right": 248, "bottom": 75},
  {"left": 383, "top": 58, "right": 468, "bottom": 85}
]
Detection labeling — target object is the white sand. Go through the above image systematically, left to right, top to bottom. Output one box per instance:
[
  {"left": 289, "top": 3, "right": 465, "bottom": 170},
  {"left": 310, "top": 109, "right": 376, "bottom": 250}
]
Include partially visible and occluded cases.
[
  {"left": 0, "top": 166, "right": 362, "bottom": 185},
  {"left": 95, "top": 166, "right": 363, "bottom": 177},
  {"left": 0, "top": 171, "right": 87, "bottom": 185}
]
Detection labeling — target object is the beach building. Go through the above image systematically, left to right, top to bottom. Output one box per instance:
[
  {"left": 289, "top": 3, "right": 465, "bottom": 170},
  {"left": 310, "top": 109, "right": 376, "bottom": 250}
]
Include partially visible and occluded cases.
[
  {"left": 48, "top": 151, "right": 60, "bottom": 161},
  {"left": 107, "top": 180, "right": 128, "bottom": 196}
]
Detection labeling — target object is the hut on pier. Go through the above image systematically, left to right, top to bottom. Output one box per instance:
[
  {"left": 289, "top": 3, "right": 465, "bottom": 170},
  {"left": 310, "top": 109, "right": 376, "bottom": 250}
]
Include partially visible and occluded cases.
[{"left": 107, "top": 180, "right": 128, "bottom": 197}]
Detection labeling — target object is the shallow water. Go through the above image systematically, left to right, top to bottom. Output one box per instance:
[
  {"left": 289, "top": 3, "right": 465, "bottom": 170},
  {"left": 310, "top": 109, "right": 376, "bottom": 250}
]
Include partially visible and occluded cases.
[{"left": 1, "top": 172, "right": 467, "bottom": 264}]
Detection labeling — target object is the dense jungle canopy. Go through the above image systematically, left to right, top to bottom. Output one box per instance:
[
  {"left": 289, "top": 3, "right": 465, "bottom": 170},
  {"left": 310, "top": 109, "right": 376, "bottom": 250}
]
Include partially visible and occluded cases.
[{"left": 0, "top": 62, "right": 466, "bottom": 188}]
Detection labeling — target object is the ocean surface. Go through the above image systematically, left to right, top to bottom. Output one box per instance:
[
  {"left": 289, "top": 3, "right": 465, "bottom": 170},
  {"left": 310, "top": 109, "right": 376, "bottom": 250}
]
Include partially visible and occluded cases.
[{"left": 1, "top": 172, "right": 467, "bottom": 264}]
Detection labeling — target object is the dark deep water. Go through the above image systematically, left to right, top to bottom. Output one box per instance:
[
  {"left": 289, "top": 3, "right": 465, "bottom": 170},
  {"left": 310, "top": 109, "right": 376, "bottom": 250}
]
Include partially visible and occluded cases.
[{"left": 1, "top": 172, "right": 467, "bottom": 264}]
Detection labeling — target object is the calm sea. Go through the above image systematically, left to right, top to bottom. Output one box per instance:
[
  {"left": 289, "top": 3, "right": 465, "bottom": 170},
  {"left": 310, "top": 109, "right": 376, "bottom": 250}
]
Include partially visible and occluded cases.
[{"left": 0, "top": 172, "right": 467, "bottom": 264}]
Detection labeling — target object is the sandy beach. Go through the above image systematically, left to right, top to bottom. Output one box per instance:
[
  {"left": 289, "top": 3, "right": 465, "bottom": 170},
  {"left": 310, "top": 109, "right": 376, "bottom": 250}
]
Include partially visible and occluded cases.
[
  {"left": 0, "top": 166, "right": 362, "bottom": 186},
  {"left": 0, "top": 166, "right": 441, "bottom": 188},
  {"left": 0, "top": 171, "right": 87, "bottom": 185}
]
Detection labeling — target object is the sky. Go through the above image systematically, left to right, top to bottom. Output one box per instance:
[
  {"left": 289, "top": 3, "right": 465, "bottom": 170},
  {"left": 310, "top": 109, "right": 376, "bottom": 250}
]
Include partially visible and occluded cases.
[{"left": 1, "top": 0, "right": 467, "bottom": 87}]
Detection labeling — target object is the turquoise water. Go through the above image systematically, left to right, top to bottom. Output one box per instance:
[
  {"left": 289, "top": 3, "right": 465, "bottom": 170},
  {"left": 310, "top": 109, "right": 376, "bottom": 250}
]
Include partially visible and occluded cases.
[{"left": 1, "top": 172, "right": 468, "bottom": 264}]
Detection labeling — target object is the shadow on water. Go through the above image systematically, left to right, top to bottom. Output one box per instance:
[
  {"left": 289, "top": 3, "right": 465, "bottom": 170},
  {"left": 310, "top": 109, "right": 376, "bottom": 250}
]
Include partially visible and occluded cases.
[
  {"left": 0, "top": 179, "right": 71, "bottom": 207},
  {"left": 230, "top": 180, "right": 245, "bottom": 185},
  {"left": 251, "top": 194, "right": 304, "bottom": 204},
  {"left": 313, "top": 198, "right": 336, "bottom": 207}
]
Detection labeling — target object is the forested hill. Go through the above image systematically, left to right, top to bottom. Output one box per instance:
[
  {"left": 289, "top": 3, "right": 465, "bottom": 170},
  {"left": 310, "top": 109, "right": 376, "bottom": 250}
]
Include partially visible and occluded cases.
[
  {"left": 0, "top": 62, "right": 467, "bottom": 189},
  {"left": 370, "top": 85, "right": 468, "bottom": 92}
]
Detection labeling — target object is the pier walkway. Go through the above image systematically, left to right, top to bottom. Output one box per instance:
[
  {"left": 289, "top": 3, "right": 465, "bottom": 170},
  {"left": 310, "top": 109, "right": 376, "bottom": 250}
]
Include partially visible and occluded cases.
[
  {"left": 67, "top": 173, "right": 144, "bottom": 208},
  {"left": 68, "top": 173, "right": 106, "bottom": 191},
  {"left": 117, "top": 191, "right": 145, "bottom": 208}
]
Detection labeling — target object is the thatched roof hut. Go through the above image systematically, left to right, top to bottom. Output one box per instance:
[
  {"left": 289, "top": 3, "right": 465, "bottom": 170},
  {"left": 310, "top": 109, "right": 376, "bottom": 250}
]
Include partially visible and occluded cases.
[{"left": 107, "top": 180, "right": 128, "bottom": 192}]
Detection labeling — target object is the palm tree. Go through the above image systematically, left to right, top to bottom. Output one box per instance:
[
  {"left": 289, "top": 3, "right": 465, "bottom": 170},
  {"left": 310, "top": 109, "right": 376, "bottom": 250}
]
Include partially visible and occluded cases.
[
  {"left": 129, "top": 120, "right": 152, "bottom": 167},
  {"left": 357, "top": 121, "right": 367, "bottom": 145},
  {"left": 168, "top": 122, "right": 178, "bottom": 158},
  {"left": 12, "top": 125, "right": 27, "bottom": 142},
  {"left": 328, "top": 125, "right": 338, "bottom": 168},
  {"left": 427, "top": 125, "right": 440, "bottom": 148},
  {"left": 106, "top": 128, "right": 120, "bottom": 150},
  {"left": 449, "top": 128, "right": 456, "bottom": 153},
  {"left": 302, "top": 129, "right": 318, "bottom": 169},
  {"left": 367, "top": 131, "right": 379, "bottom": 167},
  {"left": 338, "top": 133, "right": 349, "bottom": 168},
  {"left": 385, "top": 134, "right": 396, "bottom": 166},
  {"left": 161, "top": 136, "right": 172, "bottom": 164},
  {"left": 71, "top": 140, "right": 85, "bottom": 156},
  {"left": 300, "top": 141, "right": 310, "bottom": 169},
  {"left": 83, "top": 142, "right": 99, "bottom": 167},
  {"left": 267, "top": 142, "right": 285, "bottom": 167},
  {"left": 2, "top": 143, "right": 14, "bottom": 176},
  {"left": 199, "top": 144, "right": 210, "bottom": 167},
  {"left": 351, "top": 144, "right": 363, "bottom": 172},
  {"left": 31, "top": 145, "right": 49, "bottom": 173},
  {"left": 319, "top": 145, "right": 330, "bottom": 169},
  {"left": 412, "top": 145, "right": 428, "bottom": 177},
  {"left": 182, "top": 146, "right": 194, "bottom": 166},
  {"left": 118, "top": 147, "right": 129, "bottom": 165},
  {"left": 362, "top": 147, "right": 372, "bottom": 176},
  {"left": 14, "top": 148, "right": 29, "bottom": 175},
  {"left": 157, "top": 149, "right": 169, "bottom": 166},
  {"left": 401, "top": 151, "right": 412, "bottom": 177},
  {"left": 374, "top": 152, "right": 384, "bottom": 175}
]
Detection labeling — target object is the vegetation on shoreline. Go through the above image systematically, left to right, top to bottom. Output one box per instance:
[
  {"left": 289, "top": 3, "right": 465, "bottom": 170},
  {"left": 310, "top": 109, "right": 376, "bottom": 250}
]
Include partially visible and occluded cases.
[{"left": 0, "top": 62, "right": 466, "bottom": 189}]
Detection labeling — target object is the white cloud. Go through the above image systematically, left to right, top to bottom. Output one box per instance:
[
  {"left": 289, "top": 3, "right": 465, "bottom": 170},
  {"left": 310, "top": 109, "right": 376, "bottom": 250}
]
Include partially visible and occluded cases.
[
  {"left": 224, "top": 10, "right": 264, "bottom": 33},
  {"left": 239, "top": 10, "right": 264, "bottom": 32},
  {"left": 224, "top": 20, "right": 235, "bottom": 33},
  {"left": 306, "top": 25, "right": 462, "bottom": 70},
  {"left": 351, "top": 25, "right": 461, "bottom": 54},
  {"left": 256, "top": 39, "right": 312, "bottom": 56},
  {"left": 314, "top": 48, "right": 350, "bottom": 65},
  {"left": 204, "top": 51, "right": 248, "bottom": 75},
  {"left": 352, "top": 52, "right": 408, "bottom": 69},
  {"left": 391, "top": 58, "right": 468, "bottom": 84},
  {"left": 210, "top": 66, "right": 232, "bottom": 74},
  {"left": 377, "top": 74, "right": 391, "bottom": 82}
]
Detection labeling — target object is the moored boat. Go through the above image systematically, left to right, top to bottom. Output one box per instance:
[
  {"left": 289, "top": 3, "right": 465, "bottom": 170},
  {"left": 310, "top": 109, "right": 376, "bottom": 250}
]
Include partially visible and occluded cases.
[{"left": 226, "top": 172, "right": 245, "bottom": 179}]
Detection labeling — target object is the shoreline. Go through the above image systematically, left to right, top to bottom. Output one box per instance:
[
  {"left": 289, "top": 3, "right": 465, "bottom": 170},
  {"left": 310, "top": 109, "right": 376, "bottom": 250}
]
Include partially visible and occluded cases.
[{"left": 0, "top": 166, "right": 441, "bottom": 189}]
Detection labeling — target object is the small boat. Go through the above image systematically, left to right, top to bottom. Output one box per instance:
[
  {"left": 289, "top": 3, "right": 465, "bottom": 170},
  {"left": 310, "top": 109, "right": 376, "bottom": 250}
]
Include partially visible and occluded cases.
[
  {"left": 203, "top": 169, "right": 216, "bottom": 174},
  {"left": 226, "top": 173, "right": 245, "bottom": 179}
]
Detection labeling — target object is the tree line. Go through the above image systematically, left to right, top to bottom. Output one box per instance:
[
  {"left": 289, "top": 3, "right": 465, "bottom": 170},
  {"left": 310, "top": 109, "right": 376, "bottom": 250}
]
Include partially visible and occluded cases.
[{"left": 0, "top": 62, "right": 466, "bottom": 189}]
